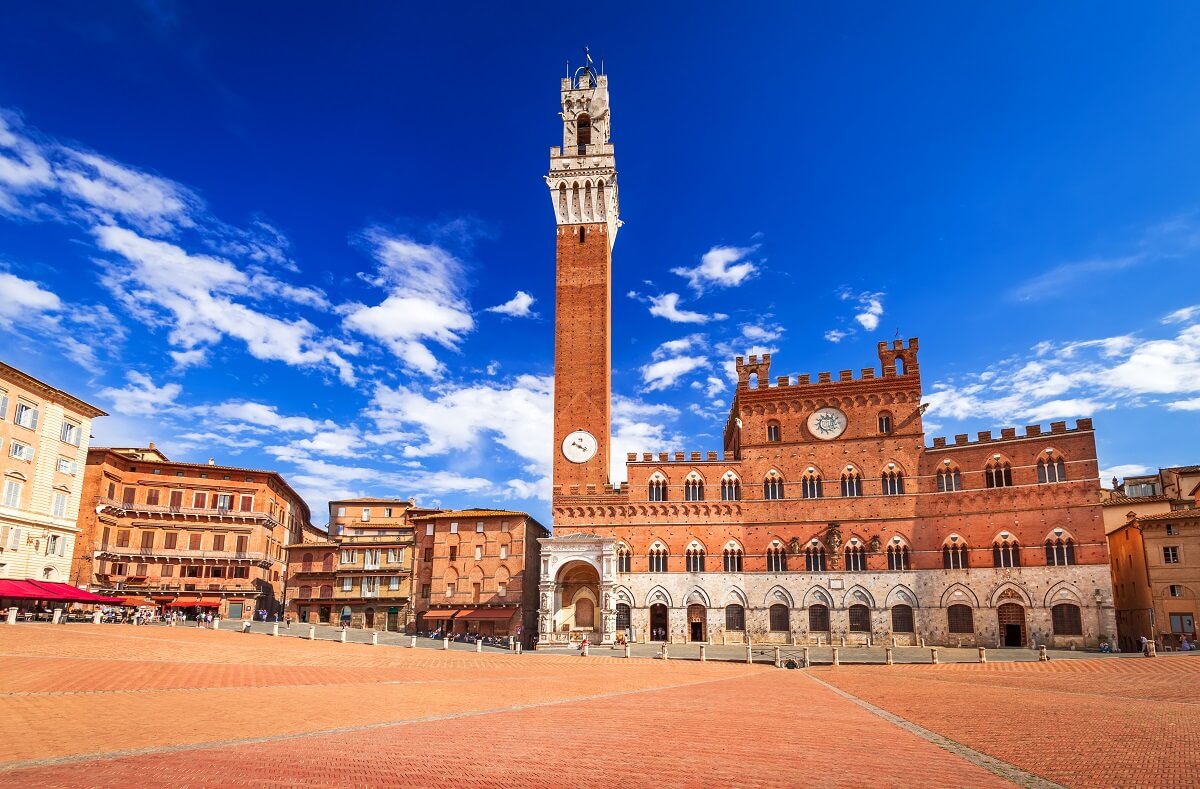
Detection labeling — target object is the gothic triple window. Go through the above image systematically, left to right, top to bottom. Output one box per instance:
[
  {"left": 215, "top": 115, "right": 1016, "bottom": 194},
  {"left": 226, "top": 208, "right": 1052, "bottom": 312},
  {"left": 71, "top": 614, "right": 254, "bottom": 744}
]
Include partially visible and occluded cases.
[
  {"left": 1038, "top": 454, "right": 1067, "bottom": 484},
  {"left": 985, "top": 460, "right": 1013, "bottom": 488},
  {"left": 937, "top": 465, "right": 962, "bottom": 492},
  {"left": 841, "top": 468, "right": 863, "bottom": 497},
  {"left": 881, "top": 469, "right": 905, "bottom": 496},
  {"left": 763, "top": 471, "right": 785, "bottom": 501},
  {"left": 801, "top": 471, "right": 823, "bottom": 499},
  {"left": 648, "top": 473, "right": 668, "bottom": 502},
  {"left": 684, "top": 474, "right": 705, "bottom": 502},
  {"left": 721, "top": 474, "right": 742, "bottom": 501},
  {"left": 1045, "top": 537, "right": 1076, "bottom": 566},
  {"left": 992, "top": 538, "right": 1022, "bottom": 568},
  {"left": 942, "top": 541, "right": 969, "bottom": 569},
  {"left": 845, "top": 544, "right": 866, "bottom": 572},
  {"left": 887, "top": 544, "right": 909, "bottom": 571},
  {"left": 723, "top": 545, "right": 744, "bottom": 572},
  {"left": 767, "top": 545, "right": 788, "bottom": 572},
  {"left": 805, "top": 545, "right": 827, "bottom": 572},
  {"left": 617, "top": 546, "right": 631, "bottom": 573},
  {"left": 648, "top": 546, "right": 668, "bottom": 573},
  {"left": 685, "top": 546, "right": 706, "bottom": 573}
]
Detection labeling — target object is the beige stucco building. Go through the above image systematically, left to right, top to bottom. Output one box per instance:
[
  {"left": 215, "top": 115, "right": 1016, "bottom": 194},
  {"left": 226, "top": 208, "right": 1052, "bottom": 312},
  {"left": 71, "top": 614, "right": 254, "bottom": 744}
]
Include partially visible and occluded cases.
[{"left": 0, "top": 362, "right": 106, "bottom": 583}]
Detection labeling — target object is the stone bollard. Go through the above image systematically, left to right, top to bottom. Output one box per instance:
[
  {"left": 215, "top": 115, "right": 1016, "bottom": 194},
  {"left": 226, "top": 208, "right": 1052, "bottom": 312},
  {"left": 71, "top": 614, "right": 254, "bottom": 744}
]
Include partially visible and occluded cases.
[
  {"left": 6, "top": 608, "right": 15, "bottom": 625},
  {"left": 52, "top": 608, "right": 63, "bottom": 624},
  {"left": 92, "top": 610, "right": 102, "bottom": 625},
  {"left": 212, "top": 618, "right": 220, "bottom": 630},
  {"left": 272, "top": 623, "right": 280, "bottom": 637},
  {"left": 308, "top": 625, "right": 315, "bottom": 641},
  {"left": 339, "top": 630, "right": 347, "bottom": 643},
  {"left": 372, "top": 632, "right": 379, "bottom": 646},
  {"left": 410, "top": 635, "right": 417, "bottom": 648},
  {"left": 892, "top": 636, "right": 897, "bottom": 647},
  {"left": 442, "top": 637, "right": 449, "bottom": 651},
  {"left": 474, "top": 638, "right": 482, "bottom": 652},
  {"left": 516, "top": 641, "right": 523, "bottom": 655},
  {"left": 582, "top": 642, "right": 589, "bottom": 657},
  {"left": 1146, "top": 642, "right": 1157, "bottom": 658},
  {"left": 624, "top": 644, "right": 631, "bottom": 659},
  {"left": 662, "top": 644, "right": 669, "bottom": 661},
  {"left": 699, "top": 644, "right": 706, "bottom": 662},
  {"left": 746, "top": 645, "right": 753, "bottom": 665},
  {"left": 1040, "top": 645, "right": 1050, "bottom": 661},
  {"left": 774, "top": 646, "right": 782, "bottom": 668},
  {"left": 802, "top": 646, "right": 811, "bottom": 668},
  {"left": 832, "top": 646, "right": 840, "bottom": 666},
  {"left": 978, "top": 646, "right": 987, "bottom": 664},
  {"left": 885, "top": 647, "right": 894, "bottom": 665},
  {"left": 930, "top": 647, "right": 939, "bottom": 664}
]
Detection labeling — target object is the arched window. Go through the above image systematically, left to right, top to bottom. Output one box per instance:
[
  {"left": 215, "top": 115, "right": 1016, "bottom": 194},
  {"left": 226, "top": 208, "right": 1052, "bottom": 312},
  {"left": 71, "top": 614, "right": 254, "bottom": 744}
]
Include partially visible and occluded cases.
[
  {"left": 576, "top": 113, "right": 591, "bottom": 146},
  {"left": 878, "top": 412, "right": 893, "bottom": 434},
  {"left": 766, "top": 420, "right": 781, "bottom": 442},
  {"left": 1038, "top": 453, "right": 1068, "bottom": 484},
  {"left": 985, "top": 458, "right": 1013, "bottom": 488},
  {"left": 937, "top": 463, "right": 962, "bottom": 492},
  {"left": 840, "top": 467, "right": 863, "bottom": 497},
  {"left": 881, "top": 469, "right": 905, "bottom": 495},
  {"left": 801, "top": 470, "right": 823, "bottom": 499},
  {"left": 763, "top": 471, "right": 784, "bottom": 500},
  {"left": 648, "top": 473, "right": 668, "bottom": 502},
  {"left": 720, "top": 473, "right": 741, "bottom": 501},
  {"left": 684, "top": 474, "right": 705, "bottom": 501},
  {"left": 1045, "top": 537, "right": 1076, "bottom": 566},
  {"left": 992, "top": 538, "right": 1021, "bottom": 568},
  {"left": 942, "top": 539, "right": 968, "bottom": 569},
  {"left": 766, "top": 544, "right": 788, "bottom": 572},
  {"left": 805, "top": 544, "right": 826, "bottom": 572},
  {"left": 845, "top": 544, "right": 866, "bottom": 572},
  {"left": 887, "top": 544, "right": 909, "bottom": 571},
  {"left": 617, "top": 545, "right": 631, "bottom": 573},
  {"left": 648, "top": 545, "right": 668, "bottom": 573},
  {"left": 685, "top": 545, "right": 706, "bottom": 573},
  {"left": 723, "top": 545, "right": 744, "bottom": 572},
  {"left": 301, "top": 552, "right": 313, "bottom": 571},
  {"left": 323, "top": 553, "right": 335, "bottom": 571},
  {"left": 319, "top": 584, "right": 333, "bottom": 598},
  {"left": 299, "top": 585, "right": 312, "bottom": 598},
  {"left": 575, "top": 598, "right": 594, "bottom": 628},
  {"left": 616, "top": 603, "right": 631, "bottom": 631},
  {"left": 1051, "top": 603, "right": 1082, "bottom": 635},
  {"left": 725, "top": 604, "right": 745, "bottom": 631},
  {"left": 769, "top": 604, "right": 790, "bottom": 632},
  {"left": 808, "top": 604, "right": 830, "bottom": 631},
  {"left": 848, "top": 604, "right": 871, "bottom": 632},
  {"left": 891, "top": 604, "right": 914, "bottom": 632},
  {"left": 947, "top": 604, "right": 974, "bottom": 634}
]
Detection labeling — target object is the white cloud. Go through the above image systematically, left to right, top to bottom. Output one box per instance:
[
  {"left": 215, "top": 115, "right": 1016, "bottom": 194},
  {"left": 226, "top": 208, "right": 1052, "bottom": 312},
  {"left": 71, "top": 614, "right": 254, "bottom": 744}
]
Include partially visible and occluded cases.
[
  {"left": 0, "top": 112, "right": 53, "bottom": 213},
  {"left": 55, "top": 149, "right": 201, "bottom": 235},
  {"left": 94, "top": 225, "right": 356, "bottom": 383},
  {"left": 341, "top": 230, "right": 474, "bottom": 375},
  {"left": 671, "top": 244, "right": 759, "bottom": 292},
  {"left": 0, "top": 271, "right": 61, "bottom": 327},
  {"left": 486, "top": 290, "right": 537, "bottom": 318},
  {"left": 647, "top": 292, "right": 727, "bottom": 324},
  {"left": 854, "top": 292, "right": 884, "bottom": 331},
  {"left": 1165, "top": 305, "right": 1200, "bottom": 325},
  {"left": 741, "top": 323, "right": 782, "bottom": 343},
  {"left": 824, "top": 329, "right": 849, "bottom": 343},
  {"left": 653, "top": 334, "right": 706, "bottom": 359},
  {"left": 169, "top": 348, "right": 208, "bottom": 369},
  {"left": 641, "top": 355, "right": 709, "bottom": 392},
  {"left": 97, "top": 371, "right": 182, "bottom": 416},
  {"left": 610, "top": 395, "right": 683, "bottom": 485},
  {"left": 1167, "top": 397, "right": 1200, "bottom": 411},
  {"left": 1100, "top": 464, "right": 1155, "bottom": 488}
]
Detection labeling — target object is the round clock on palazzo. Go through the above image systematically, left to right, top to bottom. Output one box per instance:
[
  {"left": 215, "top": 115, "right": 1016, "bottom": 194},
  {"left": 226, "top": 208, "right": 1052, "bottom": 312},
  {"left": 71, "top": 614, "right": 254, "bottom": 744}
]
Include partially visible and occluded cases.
[
  {"left": 807, "top": 407, "right": 848, "bottom": 440},
  {"left": 561, "top": 430, "right": 599, "bottom": 463}
]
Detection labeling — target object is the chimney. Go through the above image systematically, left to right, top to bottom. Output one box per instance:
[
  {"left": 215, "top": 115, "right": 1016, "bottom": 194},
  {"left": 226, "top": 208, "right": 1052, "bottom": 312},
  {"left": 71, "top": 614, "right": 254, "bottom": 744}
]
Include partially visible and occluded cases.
[
  {"left": 148, "top": 441, "right": 156, "bottom": 450},
  {"left": 207, "top": 458, "right": 215, "bottom": 466}
]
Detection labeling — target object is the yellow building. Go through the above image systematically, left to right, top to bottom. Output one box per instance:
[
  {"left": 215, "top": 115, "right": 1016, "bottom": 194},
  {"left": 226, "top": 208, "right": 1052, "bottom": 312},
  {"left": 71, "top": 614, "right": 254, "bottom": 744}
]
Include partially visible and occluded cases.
[{"left": 0, "top": 362, "right": 106, "bottom": 582}]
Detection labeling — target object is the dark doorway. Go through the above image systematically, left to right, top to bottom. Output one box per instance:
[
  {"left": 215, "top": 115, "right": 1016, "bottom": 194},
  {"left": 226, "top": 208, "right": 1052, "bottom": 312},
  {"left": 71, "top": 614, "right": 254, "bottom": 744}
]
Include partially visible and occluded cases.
[
  {"left": 650, "top": 603, "right": 669, "bottom": 641},
  {"left": 688, "top": 603, "right": 706, "bottom": 642},
  {"left": 998, "top": 603, "right": 1026, "bottom": 647}
]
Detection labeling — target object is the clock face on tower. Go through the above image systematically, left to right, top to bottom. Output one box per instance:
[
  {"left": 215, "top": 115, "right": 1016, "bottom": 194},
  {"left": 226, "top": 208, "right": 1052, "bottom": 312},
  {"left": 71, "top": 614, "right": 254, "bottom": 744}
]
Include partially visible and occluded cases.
[
  {"left": 807, "top": 407, "right": 848, "bottom": 440},
  {"left": 561, "top": 430, "right": 599, "bottom": 463}
]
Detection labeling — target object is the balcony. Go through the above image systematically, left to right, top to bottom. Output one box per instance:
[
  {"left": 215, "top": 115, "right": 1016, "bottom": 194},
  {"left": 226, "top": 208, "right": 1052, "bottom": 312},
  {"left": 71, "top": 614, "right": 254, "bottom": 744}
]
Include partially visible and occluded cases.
[
  {"left": 96, "top": 497, "right": 279, "bottom": 527},
  {"left": 94, "top": 543, "right": 273, "bottom": 567},
  {"left": 92, "top": 576, "right": 259, "bottom": 596}
]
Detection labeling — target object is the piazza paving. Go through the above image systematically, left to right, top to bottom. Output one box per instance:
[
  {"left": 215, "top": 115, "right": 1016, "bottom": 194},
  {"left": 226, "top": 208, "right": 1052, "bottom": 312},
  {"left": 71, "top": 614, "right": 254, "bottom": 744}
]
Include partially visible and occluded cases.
[{"left": 0, "top": 625, "right": 1195, "bottom": 787}]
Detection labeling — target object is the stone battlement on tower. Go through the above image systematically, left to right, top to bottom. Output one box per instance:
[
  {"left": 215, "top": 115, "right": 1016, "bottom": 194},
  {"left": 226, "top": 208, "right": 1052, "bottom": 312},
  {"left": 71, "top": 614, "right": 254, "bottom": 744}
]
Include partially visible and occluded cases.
[
  {"left": 734, "top": 338, "right": 921, "bottom": 392},
  {"left": 926, "top": 418, "right": 1094, "bottom": 450}
]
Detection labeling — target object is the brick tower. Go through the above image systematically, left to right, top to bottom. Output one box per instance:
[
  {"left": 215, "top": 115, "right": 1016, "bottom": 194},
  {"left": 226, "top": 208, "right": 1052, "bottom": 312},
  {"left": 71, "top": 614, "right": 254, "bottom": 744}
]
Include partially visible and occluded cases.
[{"left": 549, "top": 60, "right": 619, "bottom": 494}]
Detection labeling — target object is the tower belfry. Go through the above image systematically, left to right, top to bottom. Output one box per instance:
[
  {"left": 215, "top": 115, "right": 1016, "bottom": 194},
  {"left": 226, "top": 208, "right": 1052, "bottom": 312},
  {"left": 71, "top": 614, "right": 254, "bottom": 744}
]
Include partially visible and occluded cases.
[{"left": 548, "top": 61, "right": 619, "bottom": 494}]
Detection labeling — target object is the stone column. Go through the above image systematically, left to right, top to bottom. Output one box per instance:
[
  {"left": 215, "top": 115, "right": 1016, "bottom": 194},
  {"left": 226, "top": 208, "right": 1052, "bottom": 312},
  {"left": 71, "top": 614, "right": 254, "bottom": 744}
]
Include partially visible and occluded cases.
[
  {"left": 272, "top": 623, "right": 280, "bottom": 637},
  {"left": 308, "top": 625, "right": 315, "bottom": 640},
  {"left": 339, "top": 629, "right": 347, "bottom": 643},
  {"left": 372, "top": 632, "right": 379, "bottom": 646},
  {"left": 410, "top": 635, "right": 417, "bottom": 648},
  {"left": 442, "top": 637, "right": 450, "bottom": 650},
  {"left": 475, "top": 639, "right": 482, "bottom": 653},
  {"left": 699, "top": 644, "right": 706, "bottom": 662},
  {"left": 978, "top": 646, "right": 987, "bottom": 663},
  {"left": 832, "top": 647, "right": 840, "bottom": 666},
  {"left": 885, "top": 647, "right": 894, "bottom": 665},
  {"left": 930, "top": 647, "right": 939, "bottom": 664}
]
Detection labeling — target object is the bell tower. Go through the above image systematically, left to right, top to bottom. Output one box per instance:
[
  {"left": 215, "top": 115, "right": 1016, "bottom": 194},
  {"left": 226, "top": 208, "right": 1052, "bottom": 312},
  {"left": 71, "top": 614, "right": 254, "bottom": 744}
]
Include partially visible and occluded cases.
[{"left": 549, "top": 57, "right": 619, "bottom": 494}]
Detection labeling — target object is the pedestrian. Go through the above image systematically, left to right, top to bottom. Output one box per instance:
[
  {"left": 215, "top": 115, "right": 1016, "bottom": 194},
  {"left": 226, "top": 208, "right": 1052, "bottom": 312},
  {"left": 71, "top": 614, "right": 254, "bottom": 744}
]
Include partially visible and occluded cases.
[
  {"left": 1140, "top": 635, "right": 1149, "bottom": 656},
  {"left": 1181, "top": 635, "right": 1192, "bottom": 651},
  {"left": 579, "top": 636, "right": 588, "bottom": 656}
]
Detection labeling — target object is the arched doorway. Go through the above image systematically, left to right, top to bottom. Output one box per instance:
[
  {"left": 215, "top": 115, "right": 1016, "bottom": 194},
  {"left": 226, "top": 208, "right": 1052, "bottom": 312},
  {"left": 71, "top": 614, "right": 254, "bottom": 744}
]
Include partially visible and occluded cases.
[
  {"left": 557, "top": 561, "right": 600, "bottom": 638},
  {"left": 650, "top": 603, "right": 669, "bottom": 641},
  {"left": 998, "top": 603, "right": 1026, "bottom": 647},
  {"left": 688, "top": 604, "right": 706, "bottom": 642},
  {"left": 364, "top": 607, "right": 375, "bottom": 629}
]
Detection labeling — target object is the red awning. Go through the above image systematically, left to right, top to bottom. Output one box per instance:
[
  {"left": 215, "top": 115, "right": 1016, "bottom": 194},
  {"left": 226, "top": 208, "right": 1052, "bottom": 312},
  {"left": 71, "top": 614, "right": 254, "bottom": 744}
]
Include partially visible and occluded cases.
[
  {"left": 0, "top": 580, "right": 118, "bottom": 603},
  {"left": 168, "top": 598, "right": 222, "bottom": 608},
  {"left": 458, "top": 608, "right": 517, "bottom": 620},
  {"left": 422, "top": 609, "right": 460, "bottom": 619}
]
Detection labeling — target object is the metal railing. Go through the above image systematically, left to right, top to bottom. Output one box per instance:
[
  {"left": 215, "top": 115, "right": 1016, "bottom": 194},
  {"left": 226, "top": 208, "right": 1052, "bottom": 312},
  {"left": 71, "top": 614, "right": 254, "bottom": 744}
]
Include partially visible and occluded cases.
[
  {"left": 97, "top": 497, "right": 278, "bottom": 525},
  {"left": 94, "top": 544, "right": 269, "bottom": 563}
]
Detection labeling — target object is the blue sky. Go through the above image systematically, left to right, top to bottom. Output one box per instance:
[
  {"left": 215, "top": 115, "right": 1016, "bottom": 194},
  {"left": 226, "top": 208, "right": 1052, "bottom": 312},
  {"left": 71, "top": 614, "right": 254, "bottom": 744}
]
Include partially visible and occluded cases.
[{"left": 2, "top": 3, "right": 1199, "bottom": 527}]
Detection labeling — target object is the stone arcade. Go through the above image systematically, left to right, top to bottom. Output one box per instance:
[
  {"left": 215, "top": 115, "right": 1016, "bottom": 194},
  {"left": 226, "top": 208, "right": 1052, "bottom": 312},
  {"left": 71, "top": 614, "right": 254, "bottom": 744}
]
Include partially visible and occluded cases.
[{"left": 536, "top": 63, "right": 1116, "bottom": 650}]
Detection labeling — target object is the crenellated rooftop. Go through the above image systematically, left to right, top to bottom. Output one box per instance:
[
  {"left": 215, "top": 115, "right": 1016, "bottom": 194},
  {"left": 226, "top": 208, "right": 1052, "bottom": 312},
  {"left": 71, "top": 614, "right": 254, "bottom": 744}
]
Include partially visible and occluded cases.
[
  {"left": 734, "top": 339, "right": 921, "bottom": 392},
  {"left": 926, "top": 418, "right": 1094, "bottom": 451}
]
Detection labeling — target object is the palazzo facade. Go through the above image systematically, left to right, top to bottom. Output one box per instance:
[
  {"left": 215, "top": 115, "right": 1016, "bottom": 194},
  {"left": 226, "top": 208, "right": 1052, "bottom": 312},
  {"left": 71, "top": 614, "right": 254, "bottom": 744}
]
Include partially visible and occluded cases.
[{"left": 536, "top": 65, "right": 1116, "bottom": 649}]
